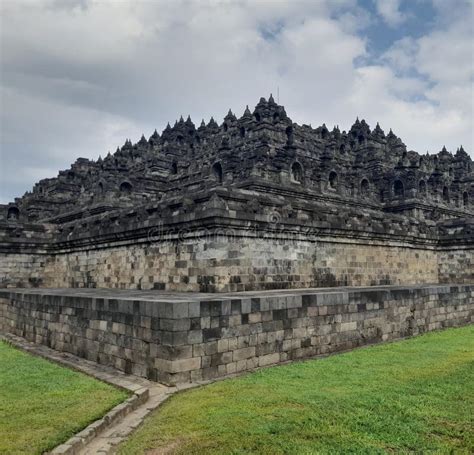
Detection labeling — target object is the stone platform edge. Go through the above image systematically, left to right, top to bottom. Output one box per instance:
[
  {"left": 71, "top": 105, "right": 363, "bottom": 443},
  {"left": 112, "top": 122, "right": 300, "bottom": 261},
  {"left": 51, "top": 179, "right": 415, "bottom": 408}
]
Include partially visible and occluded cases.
[
  {"left": 1, "top": 281, "right": 473, "bottom": 453},
  {"left": 1, "top": 284, "right": 473, "bottom": 386}
]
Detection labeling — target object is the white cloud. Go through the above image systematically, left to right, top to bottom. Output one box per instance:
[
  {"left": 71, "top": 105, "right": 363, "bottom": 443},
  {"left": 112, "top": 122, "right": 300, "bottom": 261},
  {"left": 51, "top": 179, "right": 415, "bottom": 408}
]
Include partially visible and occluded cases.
[
  {"left": 0, "top": 0, "right": 472, "bottom": 203},
  {"left": 373, "top": 0, "right": 407, "bottom": 27},
  {"left": 379, "top": 2, "right": 473, "bottom": 152},
  {"left": 382, "top": 37, "right": 418, "bottom": 72},
  {"left": 347, "top": 65, "right": 470, "bottom": 154},
  {"left": 0, "top": 85, "right": 143, "bottom": 202}
]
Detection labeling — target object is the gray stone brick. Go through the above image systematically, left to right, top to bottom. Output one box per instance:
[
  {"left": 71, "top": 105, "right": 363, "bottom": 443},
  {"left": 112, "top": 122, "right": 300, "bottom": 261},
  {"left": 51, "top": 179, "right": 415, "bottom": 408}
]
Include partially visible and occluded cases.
[{"left": 233, "top": 346, "right": 255, "bottom": 361}]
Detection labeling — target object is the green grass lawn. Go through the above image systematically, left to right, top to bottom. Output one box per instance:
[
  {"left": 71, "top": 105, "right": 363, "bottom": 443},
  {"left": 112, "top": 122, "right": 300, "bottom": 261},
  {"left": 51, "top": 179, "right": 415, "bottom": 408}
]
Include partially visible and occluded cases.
[
  {"left": 119, "top": 325, "right": 474, "bottom": 454},
  {"left": 0, "top": 341, "right": 129, "bottom": 454}
]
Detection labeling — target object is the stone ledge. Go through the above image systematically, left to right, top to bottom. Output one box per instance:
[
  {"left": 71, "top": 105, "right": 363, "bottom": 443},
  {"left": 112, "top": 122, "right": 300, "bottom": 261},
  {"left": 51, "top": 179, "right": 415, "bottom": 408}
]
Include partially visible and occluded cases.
[
  {"left": 0, "top": 282, "right": 468, "bottom": 302},
  {"left": 1, "top": 283, "right": 472, "bottom": 387},
  {"left": 1, "top": 283, "right": 473, "bottom": 453}
]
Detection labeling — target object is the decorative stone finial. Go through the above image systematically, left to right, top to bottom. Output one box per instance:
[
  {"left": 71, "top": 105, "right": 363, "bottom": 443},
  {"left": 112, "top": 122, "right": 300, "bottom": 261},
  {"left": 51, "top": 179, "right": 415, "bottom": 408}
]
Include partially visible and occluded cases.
[
  {"left": 224, "top": 109, "right": 236, "bottom": 122},
  {"left": 185, "top": 115, "right": 195, "bottom": 128},
  {"left": 208, "top": 117, "right": 218, "bottom": 128},
  {"left": 373, "top": 122, "right": 385, "bottom": 137}
]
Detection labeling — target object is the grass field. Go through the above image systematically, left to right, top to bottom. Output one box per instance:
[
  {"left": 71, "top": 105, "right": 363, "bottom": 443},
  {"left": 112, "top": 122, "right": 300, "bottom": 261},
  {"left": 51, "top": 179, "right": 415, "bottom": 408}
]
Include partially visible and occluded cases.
[
  {"left": 119, "top": 326, "right": 474, "bottom": 454},
  {"left": 0, "top": 341, "right": 129, "bottom": 454}
]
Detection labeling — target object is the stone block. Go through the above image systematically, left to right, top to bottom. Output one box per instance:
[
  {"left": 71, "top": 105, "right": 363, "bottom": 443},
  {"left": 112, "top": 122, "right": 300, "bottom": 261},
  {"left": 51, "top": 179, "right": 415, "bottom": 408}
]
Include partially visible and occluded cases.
[
  {"left": 231, "top": 299, "right": 241, "bottom": 314},
  {"left": 241, "top": 299, "right": 252, "bottom": 314},
  {"left": 172, "top": 302, "right": 189, "bottom": 319},
  {"left": 188, "top": 302, "right": 200, "bottom": 318},
  {"left": 307, "top": 307, "right": 318, "bottom": 317},
  {"left": 248, "top": 312, "right": 262, "bottom": 323},
  {"left": 228, "top": 314, "right": 242, "bottom": 326},
  {"left": 200, "top": 316, "right": 211, "bottom": 329},
  {"left": 160, "top": 318, "right": 191, "bottom": 332},
  {"left": 340, "top": 321, "right": 357, "bottom": 331},
  {"left": 202, "top": 327, "right": 222, "bottom": 342},
  {"left": 187, "top": 330, "right": 203, "bottom": 344},
  {"left": 217, "top": 338, "right": 229, "bottom": 352},
  {"left": 203, "top": 341, "right": 218, "bottom": 356},
  {"left": 193, "top": 343, "right": 205, "bottom": 357},
  {"left": 233, "top": 346, "right": 255, "bottom": 361},
  {"left": 211, "top": 351, "right": 232, "bottom": 366},
  {"left": 258, "top": 353, "right": 280, "bottom": 367},
  {"left": 201, "top": 355, "right": 211, "bottom": 368},
  {"left": 156, "top": 356, "right": 200, "bottom": 374},
  {"left": 235, "top": 359, "right": 247, "bottom": 372},
  {"left": 226, "top": 361, "right": 237, "bottom": 374},
  {"left": 201, "top": 366, "right": 219, "bottom": 380}
]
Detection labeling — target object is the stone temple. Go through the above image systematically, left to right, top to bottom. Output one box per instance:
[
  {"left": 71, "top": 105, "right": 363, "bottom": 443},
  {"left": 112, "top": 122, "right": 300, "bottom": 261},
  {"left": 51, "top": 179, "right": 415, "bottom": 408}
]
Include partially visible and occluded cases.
[
  {"left": 1, "top": 95, "right": 472, "bottom": 291},
  {"left": 0, "top": 96, "right": 472, "bottom": 384}
]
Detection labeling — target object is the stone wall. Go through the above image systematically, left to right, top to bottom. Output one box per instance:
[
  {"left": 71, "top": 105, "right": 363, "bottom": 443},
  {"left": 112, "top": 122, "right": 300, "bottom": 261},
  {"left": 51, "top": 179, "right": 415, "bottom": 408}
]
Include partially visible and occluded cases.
[
  {"left": 1, "top": 189, "right": 472, "bottom": 292},
  {"left": 1, "top": 231, "right": 471, "bottom": 292},
  {"left": 11, "top": 236, "right": 441, "bottom": 292},
  {"left": 438, "top": 247, "right": 473, "bottom": 284},
  {"left": 0, "top": 252, "right": 46, "bottom": 288},
  {"left": 1, "top": 284, "right": 472, "bottom": 385}
]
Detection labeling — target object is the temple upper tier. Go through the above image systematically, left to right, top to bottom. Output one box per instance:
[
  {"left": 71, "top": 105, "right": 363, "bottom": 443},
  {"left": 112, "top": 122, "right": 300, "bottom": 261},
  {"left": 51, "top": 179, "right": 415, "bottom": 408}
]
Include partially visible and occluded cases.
[{"left": 2, "top": 95, "right": 472, "bottom": 224}]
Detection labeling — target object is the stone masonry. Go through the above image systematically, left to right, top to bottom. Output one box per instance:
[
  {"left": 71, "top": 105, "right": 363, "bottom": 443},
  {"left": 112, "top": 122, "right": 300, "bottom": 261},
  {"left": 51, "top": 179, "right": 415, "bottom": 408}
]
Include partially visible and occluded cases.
[
  {"left": 0, "top": 96, "right": 472, "bottom": 292},
  {"left": 0, "top": 96, "right": 472, "bottom": 385},
  {"left": 1, "top": 285, "right": 472, "bottom": 385}
]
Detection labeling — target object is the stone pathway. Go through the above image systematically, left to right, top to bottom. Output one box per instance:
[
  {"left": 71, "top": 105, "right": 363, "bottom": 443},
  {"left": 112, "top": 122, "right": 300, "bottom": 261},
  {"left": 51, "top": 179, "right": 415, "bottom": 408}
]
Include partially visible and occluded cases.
[
  {"left": 1, "top": 331, "right": 247, "bottom": 453},
  {"left": 0, "top": 333, "right": 178, "bottom": 454},
  {"left": 78, "top": 384, "right": 173, "bottom": 455}
]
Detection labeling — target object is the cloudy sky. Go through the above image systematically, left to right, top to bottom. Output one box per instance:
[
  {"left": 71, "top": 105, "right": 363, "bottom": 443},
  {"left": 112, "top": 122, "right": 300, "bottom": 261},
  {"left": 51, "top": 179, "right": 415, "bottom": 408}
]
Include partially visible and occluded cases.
[{"left": 0, "top": 0, "right": 473, "bottom": 204}]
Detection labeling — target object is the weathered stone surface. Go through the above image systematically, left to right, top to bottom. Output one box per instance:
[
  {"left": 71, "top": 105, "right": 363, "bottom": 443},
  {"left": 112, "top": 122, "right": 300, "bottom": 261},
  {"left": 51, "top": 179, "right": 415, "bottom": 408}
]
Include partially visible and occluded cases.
[
  {"left": 0, "top": 96, "right": 472, "bottom": 292},
  {"left": 1, "top": 285, "right": 472, "bottom": 386}
]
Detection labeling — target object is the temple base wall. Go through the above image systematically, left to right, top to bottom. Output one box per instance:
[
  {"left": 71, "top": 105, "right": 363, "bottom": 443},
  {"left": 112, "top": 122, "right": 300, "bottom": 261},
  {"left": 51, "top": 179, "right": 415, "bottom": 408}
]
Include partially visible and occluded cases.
[
  {"left": 1, "top": 229, "right": 471, "bottom": 292},
  {"left": 1, "top": 236, "right": 450, "bottom": 291},
  {"left": 438, "top": 247, "right": 473, "bottom": 284},
  {"left": 0, "top": 252, "right": 45, "bottom": 288},
  {"left": 1, "top": 284, "right": 472, "bottom": 385}
]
